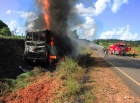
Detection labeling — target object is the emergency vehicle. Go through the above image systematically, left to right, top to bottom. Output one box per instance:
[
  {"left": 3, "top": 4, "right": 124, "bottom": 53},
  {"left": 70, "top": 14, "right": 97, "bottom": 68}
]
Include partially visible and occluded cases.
[{"left": 108, "top": 42, "right": 131, "bottom": 56}]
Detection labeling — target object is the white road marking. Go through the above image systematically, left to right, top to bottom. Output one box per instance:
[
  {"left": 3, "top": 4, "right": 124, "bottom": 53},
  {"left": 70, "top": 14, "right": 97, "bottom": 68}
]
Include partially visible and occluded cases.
[
  {"left": 96, "top": 51, "right": 140, "bottom": 87},
  {"left": 105, "top": 56, "right": 140, "bottom": 87}
]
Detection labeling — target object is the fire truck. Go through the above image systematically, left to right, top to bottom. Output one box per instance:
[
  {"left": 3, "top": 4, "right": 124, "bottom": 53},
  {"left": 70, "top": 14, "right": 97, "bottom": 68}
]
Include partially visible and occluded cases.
[
  {"left": 23, "top": 30, "right": 62, "bottom": 67},
  {"left": 108, "top": 42, "right": 131, "bottom": 56}
]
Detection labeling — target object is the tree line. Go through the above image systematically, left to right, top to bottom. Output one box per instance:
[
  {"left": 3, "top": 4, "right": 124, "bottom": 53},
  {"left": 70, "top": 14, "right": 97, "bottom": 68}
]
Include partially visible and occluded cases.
[{"left": 93, "top": 39, "right": 140, "bottom": 47}]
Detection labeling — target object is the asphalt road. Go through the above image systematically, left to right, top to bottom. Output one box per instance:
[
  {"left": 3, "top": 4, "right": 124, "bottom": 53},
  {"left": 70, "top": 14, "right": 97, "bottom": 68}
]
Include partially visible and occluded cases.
[{"left": 93, "top": 49, "right": 140, "bottom": 96}]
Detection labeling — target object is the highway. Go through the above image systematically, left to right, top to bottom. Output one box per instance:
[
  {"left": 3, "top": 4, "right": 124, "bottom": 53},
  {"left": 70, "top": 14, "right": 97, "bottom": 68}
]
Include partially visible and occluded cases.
[{"left": 93, "top": 49, "right": 140, "bottom": 96}]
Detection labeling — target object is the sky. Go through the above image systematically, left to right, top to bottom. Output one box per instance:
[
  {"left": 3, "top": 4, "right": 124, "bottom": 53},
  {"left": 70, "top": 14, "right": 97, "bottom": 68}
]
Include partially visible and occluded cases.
[{"left": 0, "top": 0, "right": 140, "bottom": 41}]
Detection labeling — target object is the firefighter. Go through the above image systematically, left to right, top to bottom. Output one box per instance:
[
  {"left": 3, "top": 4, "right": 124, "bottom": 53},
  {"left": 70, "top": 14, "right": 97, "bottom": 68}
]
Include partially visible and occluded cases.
[
  {"left": 103, "top": 48, "right": 106, "bottom": 53},
  {"left": 104, "top": 48, "right": 108, "bottom": 58},
  {"left": 132, "top": 49, "right": 136, "bottom": 58},
  {"left": 118, "top": 50, "right": 120, "bottom": 57}
]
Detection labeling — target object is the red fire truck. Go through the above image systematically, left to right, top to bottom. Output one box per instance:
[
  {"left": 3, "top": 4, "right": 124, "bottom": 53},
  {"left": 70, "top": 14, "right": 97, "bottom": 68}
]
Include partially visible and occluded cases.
[{"left": 108, "top": 42, "right": 131, "bottom": 56}]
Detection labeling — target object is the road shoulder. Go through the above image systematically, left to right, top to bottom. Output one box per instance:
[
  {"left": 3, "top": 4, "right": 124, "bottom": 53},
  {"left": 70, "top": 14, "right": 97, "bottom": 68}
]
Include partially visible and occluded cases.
[{"left": 91, "top": 52, "right": 140, "bottom": 103}]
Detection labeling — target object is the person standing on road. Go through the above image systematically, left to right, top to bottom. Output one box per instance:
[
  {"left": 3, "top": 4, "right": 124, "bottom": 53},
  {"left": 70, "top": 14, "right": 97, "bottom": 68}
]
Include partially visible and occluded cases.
[
  {"left": 103, "top": 48, "right": 106, "bottom": 53},
  {"left": 104, "top": 48, "right": 109, "bottom": 58},
  {"left": 133, "top": 49, "right": 136, "bottom": 58},
  {"left": 118, "top": 50, "right": 120, "bottom": 57}
]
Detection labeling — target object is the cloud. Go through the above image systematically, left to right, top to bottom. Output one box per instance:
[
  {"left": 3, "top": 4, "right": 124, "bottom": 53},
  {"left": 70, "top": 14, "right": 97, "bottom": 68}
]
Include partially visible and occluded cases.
[
  {"left": 72, "top": 0, "right": 110, "bottom": 17},
  {"left": 72, "top": 0, "right": 129, "bottom": 40},
  {"left": 72, "top": 0, "right": 111, "bottom": 40},
  {"left": 73, "top": 0, "right": 128, "bottom": 17},
  {"left": 94, "top": 0, "right": 110, "bottom": 15},
  {"left": 111, "top": 0, "right": 128, "bottom": 13},
  {"left": 72, "top": 3, "right": 96, "bottom": 16},
  {"left": 6, "top": 10, "right": 12, "bottom": 14},
  {"left": 6, "top": 10, "right": 38, "bottom": 30},
  {"left": 6, "top": 10, "right": 38, "bottom": 36},
  {"left": 6, "top": 10, "right": 36, "bottom": 19},
  {"left": 8, "top": 11, "right": 37, "bottom": 19},
  {"left": 15, "top": 11, "right": 38, "bottom": 29},
  {"left": 17, "top": 11, "right": 36, "bottom": 19},
  {"left": 74, "top": 17, "right": 96, "bottom": 40},
  {"left": 83, "top": 17, "right": 96, "bottom": 39},
  {"left": 7, "top": 20, "right": 17, "bottom": 31},
  {"left": 7, "top": 20, "right": 27, "bottom": 36},
  {"left": 99, "top": 25, "right": 140, "bottom": 41},
  {"left": 15, "top": 27, "right": 27, "bottom": 36},
  {"left": 83, "top": 28, "right": 96, "bottom": 39}
]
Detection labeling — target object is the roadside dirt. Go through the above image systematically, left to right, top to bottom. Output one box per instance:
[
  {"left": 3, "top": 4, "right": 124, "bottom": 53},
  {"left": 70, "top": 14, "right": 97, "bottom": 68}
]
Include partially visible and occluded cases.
[
  {"left": 92, "top": 53, "right": 140, "bottom": 103},
  {"left": 0, "top": 72, "right": 63, "bottom": 103}
]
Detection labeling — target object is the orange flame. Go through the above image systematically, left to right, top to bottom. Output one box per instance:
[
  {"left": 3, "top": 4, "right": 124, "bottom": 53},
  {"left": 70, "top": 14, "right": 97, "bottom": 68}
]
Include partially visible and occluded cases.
[{"left": 38, "top": 0, "right": 50, "bottom": 30}]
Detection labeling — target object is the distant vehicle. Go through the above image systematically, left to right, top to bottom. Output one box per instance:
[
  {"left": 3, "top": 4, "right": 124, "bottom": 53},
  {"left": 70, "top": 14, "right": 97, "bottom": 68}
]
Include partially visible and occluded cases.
[
  {"left": 108, "top": 42, "right": 131, "bottom": 56},
  {"left": 90, "top": 43, "right": 105, "bottom": 51}
]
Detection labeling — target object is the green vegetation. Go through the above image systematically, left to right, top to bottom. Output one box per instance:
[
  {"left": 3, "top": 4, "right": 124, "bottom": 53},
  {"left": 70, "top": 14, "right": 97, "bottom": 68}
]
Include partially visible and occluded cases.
[
  {"left": 0, "top": 20, "right": 11, "bottom": 36},
  {"left": 0, "top": 20, "right": 25, "bottom": 39},
  {"left": 0, "top": 20, "right": 7, "bottom": 29},
  {"left": 0, "top": 27, "right": 11, "bottom": 36},
  {"left": 0, "top": 34, "right": 24, "bottom": 39},
  {"left": 93, "top": 39, "right": 140, "bottom": 58},
  {"left": 93, "top": 39, "right": 140, "bottom": 48},
  {"left": 0, "top": 40, "right": 95, "bottom": 102},
  {"left": 52, "top": 44, "right": 95, "bottom": 103},
  {"left": 129, "top": 46, "right": 140, "bottom": 58},
  {"left": 53, "top": 57, "right": 94, "bottom": 103},
  {"left": 56, "top": 57, "right": 83, "bottom": 96},
  {"left": 0, "top": 67, "right": 44, "bottom": 96}
]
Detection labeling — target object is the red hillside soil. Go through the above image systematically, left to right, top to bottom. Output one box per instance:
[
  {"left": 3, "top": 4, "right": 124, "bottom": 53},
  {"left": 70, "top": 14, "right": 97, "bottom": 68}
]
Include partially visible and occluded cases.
[
  {"left": 0, "top": 38, "right": 64, "bottom": 103},
  {"left": 0, "top": 74, "right": 63, "bottom": 103}
]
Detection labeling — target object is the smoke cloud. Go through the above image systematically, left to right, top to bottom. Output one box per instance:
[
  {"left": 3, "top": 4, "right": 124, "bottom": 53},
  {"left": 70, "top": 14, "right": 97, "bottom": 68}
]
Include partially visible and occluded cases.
[{"left": 32, "top": 0, "right": 79, "bottom": 57}]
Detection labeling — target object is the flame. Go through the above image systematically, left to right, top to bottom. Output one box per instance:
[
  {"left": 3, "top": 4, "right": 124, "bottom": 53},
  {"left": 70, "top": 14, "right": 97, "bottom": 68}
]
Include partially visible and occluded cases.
[{"left": 38, "top": 0, "right": 50, "bottom": 30}]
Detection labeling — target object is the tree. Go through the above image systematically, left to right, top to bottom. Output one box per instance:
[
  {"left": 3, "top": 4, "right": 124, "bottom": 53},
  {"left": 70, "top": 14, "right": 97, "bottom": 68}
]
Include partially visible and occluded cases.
[
  {"left": 0, "top": 20, "right": 7, "bottom": 29},
  {"left": 0, "top": 20, "right": 11, "bottom": 36},
  {"left": 0, "top": 27, "right": 11, "bottom": 36},
  {"left": 94, "top": 40, "right": 99, "bottom": 44}
]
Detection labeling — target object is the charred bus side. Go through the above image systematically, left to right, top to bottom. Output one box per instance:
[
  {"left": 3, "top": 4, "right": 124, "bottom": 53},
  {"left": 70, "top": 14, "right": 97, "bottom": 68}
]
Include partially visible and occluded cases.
[
  {"left": 23, "top": 29, "right": 64, "bottom": 67},
  {"left": 23, "top": 30, "right": 46, "bottom": 63}
]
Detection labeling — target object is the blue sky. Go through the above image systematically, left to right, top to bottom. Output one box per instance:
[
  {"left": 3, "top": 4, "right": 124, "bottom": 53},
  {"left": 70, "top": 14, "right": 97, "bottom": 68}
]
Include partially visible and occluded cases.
[{"left": 0, "top": 0, "right": 140, "bottom": 41}]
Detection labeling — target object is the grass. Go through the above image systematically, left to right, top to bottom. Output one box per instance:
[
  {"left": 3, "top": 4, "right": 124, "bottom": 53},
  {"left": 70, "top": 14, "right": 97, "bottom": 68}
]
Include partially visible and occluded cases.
[
  {"left": 0, "top": 34, "right": 24, "bottom": 39},
  {"left": 0, "top": 43, "right": 95, "bottom": 102},
  {"left": 52, "top": 43, "right": 140, "bottom": 102},
  {"left": 52, "top": 45, "right": 95, "bottom": 103},
  {"left": 126, "top": 46, "right": 140, "bottom": 58},
  {"left": 132, "top": 46, "right": 140, "bottom": 58},
  {"left": 53, "top": 57, "right": 85, "bottom": 102},
  {"left": 0, "top": 67, "right": 45, "bottom": 96},
  {"left": 12, "top": 72, "right": 34, "bottom": 91},
  {"left": 65, "top": 79, "right": 80, "bottom": 96},
  {"left": 0, "top": 82, "right": 10, "bottom": 96},
  {"left": 84, "top": 92, "right": 95, "bottom": 103}
]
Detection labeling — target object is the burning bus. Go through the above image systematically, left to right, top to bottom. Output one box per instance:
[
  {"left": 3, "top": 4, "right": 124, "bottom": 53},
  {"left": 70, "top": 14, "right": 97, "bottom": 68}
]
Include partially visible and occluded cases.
[{"left": 23, "top": 30, "right": 59, "bottom": 65}]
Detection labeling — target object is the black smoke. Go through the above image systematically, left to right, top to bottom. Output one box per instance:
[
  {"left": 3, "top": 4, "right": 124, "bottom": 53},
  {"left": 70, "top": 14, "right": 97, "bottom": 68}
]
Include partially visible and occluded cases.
[{"left": 33, "top": 0, "right": 79, "bottom": 57}]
